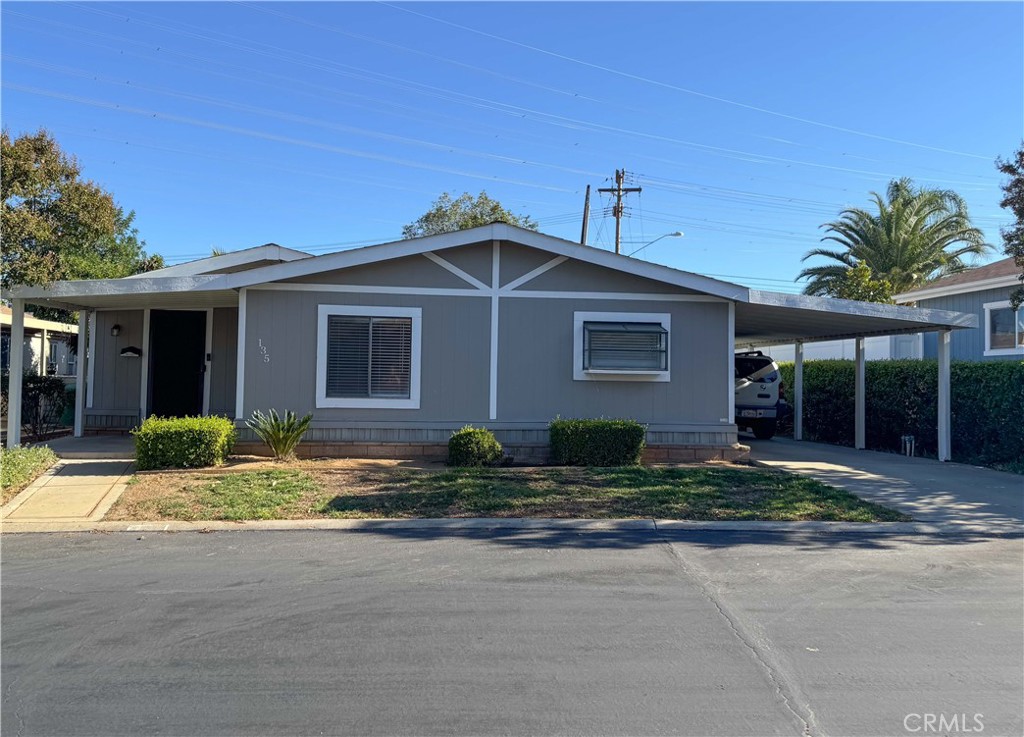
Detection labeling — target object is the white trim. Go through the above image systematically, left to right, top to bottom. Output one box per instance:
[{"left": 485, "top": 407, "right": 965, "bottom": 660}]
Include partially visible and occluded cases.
[
  {"left": 489, "top": 242, "right": 500, "bottom": 420},
  {"left": 124, "top": 244, "right": 311, "bottom": 279},
  {"left": 423, "top": 252, "right": 490, "bottom": 291},
  {"left": 500, "top": 256, "right": 568, "bottom": 292},
  {"left": 895, "top": 273, "right": 1020, "bottom": 302},
  {"left": 248, "top": 283, "right": 486, "bottom": 297},
  {"left": 235, "top": 288, "right": 247, "bottom": 420},
  {"left": 504, "top": 290, "right": 724, "bottom": 302},
  {"left": 6, "top": 300, "right": 25, "bottom": 447},
  {"left": 982, "top": 300, "right": 1024, "bottom": 356},
  {"left": 727, "top": 302, "right": 735, "bottom": 424},
  {"left": 315, "top": 304, "right": 422, "bottom": 409},
  {"left": 140, "top": 308, "right": 151, "bottom": 419},
  {"left": 203, "top": 308, "right": 214, "bottom": 415},
  {"left": 73, "top": 309, "right": 87, "bottom": 439},
  {"left": 86, "top": 311, "right": 96, "bottom": 408},
  {"left": 572, "top": 311, "right": 671, "bottom": 382}
]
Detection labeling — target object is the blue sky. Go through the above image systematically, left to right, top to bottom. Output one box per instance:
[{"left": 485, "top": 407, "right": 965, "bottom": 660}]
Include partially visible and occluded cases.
[{"left": 3, "top": 1, "right": 1020, "bottom": 292}]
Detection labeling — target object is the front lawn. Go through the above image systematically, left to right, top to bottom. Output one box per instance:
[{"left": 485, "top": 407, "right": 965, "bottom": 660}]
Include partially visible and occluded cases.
[
  {"left": 1, "top": 446, "right": 59, "bottom": 506},
  {"left": 107, "top": 464, "right": 908, "bottom": 522}
]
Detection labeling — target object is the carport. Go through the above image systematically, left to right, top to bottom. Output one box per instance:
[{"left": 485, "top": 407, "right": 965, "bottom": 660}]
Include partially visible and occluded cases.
[{"left": 733, "top": 290, "right": 977, "bottom": 461}]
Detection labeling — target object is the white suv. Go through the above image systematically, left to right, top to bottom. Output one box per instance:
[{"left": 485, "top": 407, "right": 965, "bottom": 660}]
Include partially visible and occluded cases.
[{"left": 734, "top": 351, "right": 787, "bottom": 440}]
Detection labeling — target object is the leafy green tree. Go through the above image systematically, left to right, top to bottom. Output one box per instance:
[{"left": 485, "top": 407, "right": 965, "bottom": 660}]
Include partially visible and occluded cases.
[
  {"left": 1, "top": 129, "right": 163, "bottom": 306},
  {"left": 997, "top": 144, "right": 1024, "bottom": 308},
  {"left": 797, "top": 178, "right": 991, "bottom": 297},
  {"left": 402, "top": 191, "right": 537, "bottom": 239},
  {"left": 830, "top": 262, "right": 894, "bottom": 303}
]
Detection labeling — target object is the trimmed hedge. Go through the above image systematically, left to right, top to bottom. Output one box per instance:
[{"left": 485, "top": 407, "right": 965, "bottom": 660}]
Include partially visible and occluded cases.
[
  {"left": 777, "top": 359, "right": 1024, "bottom": 467},
  {"left": 133, "top": 416, "right": 237, "bottom": 470},
  {"left": 549, "top": 418, "right": 646, "bottom": 466},
  {"left": 448, "top": 426, "right": 503, "bottom": 467}
]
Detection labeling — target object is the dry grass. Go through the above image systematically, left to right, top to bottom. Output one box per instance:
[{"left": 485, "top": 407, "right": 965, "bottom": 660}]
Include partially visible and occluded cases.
[{"left": 107, "top": 460, "right": 908, "bottom": 523}]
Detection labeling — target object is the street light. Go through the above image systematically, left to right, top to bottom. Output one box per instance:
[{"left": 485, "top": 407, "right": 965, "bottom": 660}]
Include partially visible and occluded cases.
[{"left": 627, "top": 231, "right": 684, "bottom": 258}]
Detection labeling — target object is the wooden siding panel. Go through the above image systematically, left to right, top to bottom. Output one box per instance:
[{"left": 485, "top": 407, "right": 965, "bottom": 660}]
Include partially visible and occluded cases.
[
  {"left": 282, "top": 254, "right": 470, "bottom": 288},
  {"left": 919, "top": 286, "right": 1018, "bottom": 361},
  {"left": 209, "top": 307, "right": 237, "bottom": 416},
  {"left": 91, "top": 310, "right": 143, "bottom": 411}
]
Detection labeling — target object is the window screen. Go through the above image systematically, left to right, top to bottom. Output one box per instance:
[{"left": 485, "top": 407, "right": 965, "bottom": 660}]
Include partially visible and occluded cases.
[
  {"left": 989, "top": 307, "right": 1023, "bottom": 350},
  {"left": 326, "top": 315, "right": 412, "bottom": 398},
  {"left": 583, "top": 322, "right": 668, "bottom": 371}
]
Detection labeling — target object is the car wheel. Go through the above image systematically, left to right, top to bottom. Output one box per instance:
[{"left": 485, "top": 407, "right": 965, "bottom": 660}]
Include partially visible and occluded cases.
[{"left": 752, "top": 419, "right": 777, "bottom": 440}]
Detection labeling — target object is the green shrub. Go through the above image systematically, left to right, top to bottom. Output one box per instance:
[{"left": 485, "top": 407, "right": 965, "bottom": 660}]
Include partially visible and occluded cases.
[
  {"left": 777, "top": 359, "right": 1024, "bottom": 467},
  {"left": 1, "top": 373, "right": 69, "bottom": 438},
  {"left": 245, "top": 409, "right": 313, "bottom": 460},
  {"left": 133, "top": 416, "right": 237, "bottom": 470},
  {"left": 549, "top": 418, "right": 646, "bottom": 466},
  {"left": 448, "top": 426, "right": 503, "bottom": 467},
  {"left": 1, "top": 445, "right": 58, "bottom": 498}
]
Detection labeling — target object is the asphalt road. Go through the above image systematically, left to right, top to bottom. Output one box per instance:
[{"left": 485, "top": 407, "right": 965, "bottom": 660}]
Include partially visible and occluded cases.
[{"left": 3, "top": 528, "right": 1022, "bottom": 736}]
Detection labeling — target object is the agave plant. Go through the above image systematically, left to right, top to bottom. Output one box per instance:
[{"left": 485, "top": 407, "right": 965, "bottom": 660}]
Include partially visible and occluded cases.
[{"left": 245, "top": 409, "right": 313, "bottom": 461}]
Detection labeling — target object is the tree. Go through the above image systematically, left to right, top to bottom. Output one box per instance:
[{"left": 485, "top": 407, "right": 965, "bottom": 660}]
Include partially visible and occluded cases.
[
  {"left": 1, "top": 129, "right": 163, "bottom": 305},
  {"left": 997, "top": 144, "right": 1024, "bottom": 308},
  {"left": 797, "top": 178, "right": 991, "bottom": 298},
  {"left": 401, "top": 191, "right": 537, "bottom": 239},
  {"left": 830, "top": 262, "right": 894, "bottom": 303}
]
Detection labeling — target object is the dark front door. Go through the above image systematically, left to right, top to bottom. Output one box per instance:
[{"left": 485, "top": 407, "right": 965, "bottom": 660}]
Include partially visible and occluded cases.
[{"left": 149, "top": 310, "right": 206, "bottom": 418}]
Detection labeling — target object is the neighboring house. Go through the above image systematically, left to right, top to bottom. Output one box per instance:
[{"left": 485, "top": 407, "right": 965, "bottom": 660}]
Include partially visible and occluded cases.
[
  {"left": 5, "top": 224, "right": 977, "bottom": 460},
  {"left": 894, "top": 257, "right": 1023, "bottom": 361},
  {"left": 1, "top": 306, "right": 78, "bottom": 376}
]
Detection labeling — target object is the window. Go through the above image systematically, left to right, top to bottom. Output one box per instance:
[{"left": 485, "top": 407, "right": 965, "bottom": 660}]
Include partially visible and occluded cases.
[
  {"left": 983, "top": 301, "right": 1024, "bottom": 356},
  {"left": 316, "top": 305, "right": 421, "bottom": 408},
  {"left": 573, "top": 311, "right": 671, "bottom": 382}
]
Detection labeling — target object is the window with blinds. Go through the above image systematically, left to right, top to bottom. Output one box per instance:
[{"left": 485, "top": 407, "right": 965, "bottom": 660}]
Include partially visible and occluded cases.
[
  {"left": 325, "top": 315, "right": 412, "bottom": 399},
  {"left": 583, "top": 321, "right": 668, "bottom": 371}
]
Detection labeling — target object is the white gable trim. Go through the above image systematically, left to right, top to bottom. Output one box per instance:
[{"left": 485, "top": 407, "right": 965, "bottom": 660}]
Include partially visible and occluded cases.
[
  {"left": 216, "top": 224, "right": 752, "bottom": 301},
  {"left": 125, "top": 245, "right": 312, "bottom": 279},
  {"left": 894, "top": 274, "right": 1021, "bottom": 302}
]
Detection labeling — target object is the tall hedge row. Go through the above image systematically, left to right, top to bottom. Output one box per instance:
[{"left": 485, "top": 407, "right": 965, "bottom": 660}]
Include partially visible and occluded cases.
[{"left": 777, "top": 359, "right": 1024, "bottom": 467}]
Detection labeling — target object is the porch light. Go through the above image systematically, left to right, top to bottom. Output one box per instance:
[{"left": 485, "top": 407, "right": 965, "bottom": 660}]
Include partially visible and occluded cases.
[{"left": 110, "top": 324, "right": 121, "bottom": 337}]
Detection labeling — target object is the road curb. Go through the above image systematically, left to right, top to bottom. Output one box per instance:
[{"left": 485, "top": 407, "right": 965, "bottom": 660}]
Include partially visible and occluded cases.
[{"left": 2, "top": 517, "right": 1020, "bottom": 536}]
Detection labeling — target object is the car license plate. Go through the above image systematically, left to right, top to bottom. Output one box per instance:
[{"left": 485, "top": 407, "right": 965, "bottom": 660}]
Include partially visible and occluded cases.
[{"left": 741, "top": 410, "right": 756, "bottom": 418}]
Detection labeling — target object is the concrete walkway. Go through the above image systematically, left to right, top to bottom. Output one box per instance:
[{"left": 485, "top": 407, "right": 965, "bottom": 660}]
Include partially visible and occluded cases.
[
  {"left": 747, "top": 437, "right": 1023, "bottom": 529},
  {"left": 1, "top": 459, "right": 134, "bottom": 523}
]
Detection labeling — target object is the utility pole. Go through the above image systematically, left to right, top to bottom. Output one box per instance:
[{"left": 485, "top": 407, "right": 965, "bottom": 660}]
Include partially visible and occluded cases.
[
  {"left": 598, "top": 168, "right": 641, "bottom": 254},
  {"left": 580, "top": 185, "right": 591, "bottom": 245}
]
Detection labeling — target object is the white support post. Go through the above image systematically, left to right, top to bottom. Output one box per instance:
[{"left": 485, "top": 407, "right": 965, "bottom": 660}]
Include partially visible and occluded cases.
[
  {"left": 7, "top": 299, "right": 25, "bottom": 447},
  {"left": 74, "top": 310, "right": 87, "bottom": 437},
  {"left": 39, "top": 329, "right": 48, "bottom": 375},
  {"left": 937, "top": 330, "right": 951, "bottom": 462},
  {"left": 854, "top": 336, "right": 866, "bottom": 450},
  {"left": 794, "top": 341, "right": 804, "bottom": 441}
]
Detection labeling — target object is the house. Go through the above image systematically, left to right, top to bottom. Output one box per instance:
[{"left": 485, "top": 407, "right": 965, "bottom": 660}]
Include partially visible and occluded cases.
[
  {"left": 4, "top": 224, "right": 978, "bottom": 461},
  {"left": 894, "top": 257, "right": 1023, "bottom": 361},
  {"left": 1, "top": 306, "right": 78, "bottom": 377}
]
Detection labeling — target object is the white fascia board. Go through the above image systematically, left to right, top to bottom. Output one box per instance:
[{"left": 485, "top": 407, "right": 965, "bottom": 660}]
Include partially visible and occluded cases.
[
  {"left": 219, "top": 223, "right": 752, "bottom": 301},
  {"left": 123, "top": 244, "right": 312, "bottom": 279},
  {"left": 894, "top": 274, "right": 1021, "bottom": 302},
  {"left": 9, "top": 275, "right": 225, "bottom": 300},
  {"left": 748, "top": 289, "right": 979, "bottom": 329},
  {"left": 0, "top": 312, "right": 79, "bottom": 333}
]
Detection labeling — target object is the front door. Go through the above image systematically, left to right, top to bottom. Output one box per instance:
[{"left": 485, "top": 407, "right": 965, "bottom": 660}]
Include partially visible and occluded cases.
[{"left": 149, "top": 310, "right": 207, "bottom": 417}]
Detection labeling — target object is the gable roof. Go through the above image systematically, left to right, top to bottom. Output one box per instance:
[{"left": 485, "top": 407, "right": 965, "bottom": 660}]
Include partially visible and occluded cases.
[
  {"left": 124, "top": 243, "right": 312, "bottom": 279},
  {"left": 894, "top": 257, "right": 1021, "bottom": 302}
]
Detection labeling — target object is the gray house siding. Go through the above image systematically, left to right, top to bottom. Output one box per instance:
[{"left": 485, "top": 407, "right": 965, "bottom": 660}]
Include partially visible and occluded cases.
[
  {"left": 284, "top": 253, "right": 473, "bottom": 288},
  {"left": 919, "top": 286, "right": 1019, "bottom": 361},
  {"left": 208, "top": 307, "right": 238, "bottom": 417},
  {"left": 86, "top": 310, "right": 144, "bottom": 429}
]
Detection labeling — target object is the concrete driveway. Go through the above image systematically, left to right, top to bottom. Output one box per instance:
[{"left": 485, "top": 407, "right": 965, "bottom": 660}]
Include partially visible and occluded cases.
[
  {"left": 747, "top": 437, "right": 1023, "bottom": 529},
  {"left": 2, "top": 529, "right": 1021, "bottom": 736}
]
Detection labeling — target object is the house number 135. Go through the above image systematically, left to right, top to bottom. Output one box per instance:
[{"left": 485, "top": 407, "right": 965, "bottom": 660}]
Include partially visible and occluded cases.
[{"left": 258, "top": 338, "right": 270, "bottom": 363}]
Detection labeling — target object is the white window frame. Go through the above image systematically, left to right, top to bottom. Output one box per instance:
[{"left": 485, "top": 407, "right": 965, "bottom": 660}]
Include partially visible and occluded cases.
[
  {"left": 982, "top": 300, "right": 1024, "bottom": 357},
  {"left": 316, "top": 304, "right": 422, "bottom": 409},
  {"left": 573, "top": 311, "right": 671, "bottom": 382}
]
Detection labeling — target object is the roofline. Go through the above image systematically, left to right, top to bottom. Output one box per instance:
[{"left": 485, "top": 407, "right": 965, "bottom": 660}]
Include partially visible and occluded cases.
[
  {"left": 214, "top": 223, "right": 752, "bottom": 301},
  {"left": 124, "top": 244, "right": 312, "bottom": 279},
  {"left": 894, "top": 274, "right": 1021, "bottom": 302},
  {"left": 9, "top": 275, "right": 224, "bottom": 301},
  {"left": 747, "top": 290, "right": 979, "bottom": 329},
  {"left": 0, "top": 312, "right": 79, "bottom": 333}
]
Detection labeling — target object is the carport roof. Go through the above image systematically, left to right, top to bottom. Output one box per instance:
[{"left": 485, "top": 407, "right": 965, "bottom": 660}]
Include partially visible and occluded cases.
[{"left": 8, "top": 224, "right": 977, "bottom": 343}]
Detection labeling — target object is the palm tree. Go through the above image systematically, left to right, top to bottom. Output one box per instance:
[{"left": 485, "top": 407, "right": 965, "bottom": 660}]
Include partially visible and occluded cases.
[{"left": 798, "top": 178, "right": 991, "bottom": 297}]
